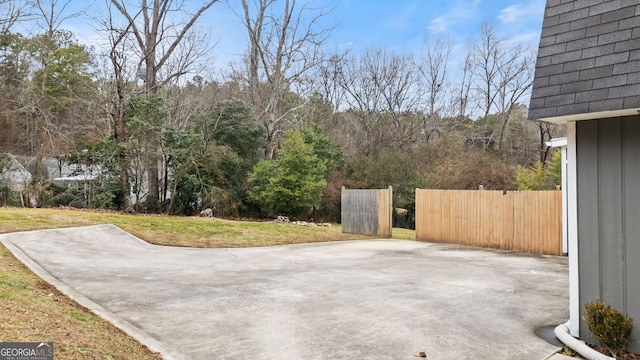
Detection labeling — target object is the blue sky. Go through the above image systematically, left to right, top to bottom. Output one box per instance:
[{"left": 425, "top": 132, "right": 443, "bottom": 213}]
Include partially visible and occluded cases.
[
  {"left": 47, "top": 0, "right": 547, "bottom": 72},
  {"left": 205, "top": 0, "right": 547, "bottom": 66},
  {"left": 327, "top": 0, "right": 546, "bottom": 52}
]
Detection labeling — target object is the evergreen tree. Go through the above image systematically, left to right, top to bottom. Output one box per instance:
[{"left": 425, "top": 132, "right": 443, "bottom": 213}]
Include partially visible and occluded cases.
[{"left": 248, "top": 130, "right": 327, "bottom": 218}]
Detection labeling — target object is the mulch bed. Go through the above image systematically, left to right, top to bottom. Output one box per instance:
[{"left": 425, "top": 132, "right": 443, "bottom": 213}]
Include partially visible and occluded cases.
[{"left": 561, "top": 345, "right": 640, "bottom": 359}]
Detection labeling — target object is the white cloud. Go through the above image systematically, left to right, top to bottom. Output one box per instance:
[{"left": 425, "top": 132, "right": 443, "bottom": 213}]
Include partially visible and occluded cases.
[
  {"left": 428, "top": 0, "right": 481, "bottom": 34},
  {"left": 497, "top": 0, "right": 546, "bottom": 49},
  {"left": 498, "top": 0, "right": 545, "bottom": 25},
  {"left": 498, "top": 4, "right": 524, "bottom": 23},
  {"left": 428, "top": 16, "right": 451, "bottom": 34}
]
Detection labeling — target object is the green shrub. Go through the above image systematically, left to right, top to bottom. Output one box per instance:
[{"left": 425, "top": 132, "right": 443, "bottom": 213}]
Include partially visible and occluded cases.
[
  {"left": 248, "top": 130, "right": 327, "bottom": 219},
  {"left": 515, "top": 150, "right": 562, "bottom": 190},
  {"left": 0, "top": 183, "right": 21, "bottom": 207},
  {"left": 50, "top": 187, "right": 87, "bottom": 208},
  {"left": 51, "top": 189, "right": 78, "bottom": 207},
  {"left": 90, "top": 190, "right": 116, "bottom": 209},
  {"left": 582, "top": 298, "right": 633, "bottom": 357}
]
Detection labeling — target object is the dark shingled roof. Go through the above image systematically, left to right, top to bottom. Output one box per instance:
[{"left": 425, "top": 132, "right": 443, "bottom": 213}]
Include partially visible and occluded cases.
[{"left": 528, "top": 0, "right": 640, "bottom": 121}]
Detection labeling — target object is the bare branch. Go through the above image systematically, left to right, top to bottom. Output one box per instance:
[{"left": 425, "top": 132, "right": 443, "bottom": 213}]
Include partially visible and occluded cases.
[
  {"left": 0, "top": 0, "right": 31, "bottom": 33},
  {"left": 34, "top": 0, "right": 85, "bottom": 35},
  {"left": 235, "top": 0, "right": 334, "bottom": 159}
]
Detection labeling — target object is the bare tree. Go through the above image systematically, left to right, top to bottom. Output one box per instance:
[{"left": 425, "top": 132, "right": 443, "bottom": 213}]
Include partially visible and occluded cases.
[
  {"left": 0, "top": 0, "right": 30, "bottom": 34},
  {"left": 0, "top": 0, "right": 30, "bottom": 155},
  {"left": 16, "top": 0, "right": 90, "bottom": 181},
  {"left": 27, "top": 0, "right": 86, "bottom": 154},
  {"left": 34, "top": 0, "right": 83, "bottom": 35},
  {"left": 107, "top": 0, "right": 218, "bottom": 210},
  {"left": 236, "top": 0, "right": 333, "bottom": 159},
  {"left": 106, "top": 8, "right": 136, "bottom": 213},
  {"left": 468, "top": 22, "right": 534, "bottom": 152},
  {"left": 469, "top": 23, "right": 502, "bottom": 133},
  {"left": 418, "top": 37, "right": 452, "bottom": 142},
  {"left": 494, "top": 46, "right": 535, "bottom": 152},
  {"left": 337, "top": 48, "right": 424, "bottom": 154},
  {"left": 298, "top": 50, "right": 350, "bottom": 141},
  {"left": 311, "top": 51, "right": 348, "bottom": 115},
  {"left": 452, "top": 53, "right": 475, "bottom": 121},
  {"left": 537, "top": 122, "right": 566, "bottom": 163}
]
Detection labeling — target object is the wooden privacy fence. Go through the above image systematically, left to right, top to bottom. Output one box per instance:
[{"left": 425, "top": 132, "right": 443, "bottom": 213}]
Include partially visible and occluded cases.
[
  {"left": 341, "top": 186, "right": 392, "bottom": 237},
  {"left": 415, "top": 189, "right": 562, "bottom": 255}
]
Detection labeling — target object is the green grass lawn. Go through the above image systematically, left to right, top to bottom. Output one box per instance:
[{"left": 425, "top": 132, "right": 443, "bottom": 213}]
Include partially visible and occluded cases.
[
  {"left": 0, "top": 206, "right": 415, "bottom": 359},
  {"left": 0, "top": 207, "right": 415, "bottom": 247}
]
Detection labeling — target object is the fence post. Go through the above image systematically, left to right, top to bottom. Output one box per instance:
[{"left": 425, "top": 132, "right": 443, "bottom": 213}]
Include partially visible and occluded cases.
[{"left": 388, "top": 186, "right": 393, "bottom": 238}]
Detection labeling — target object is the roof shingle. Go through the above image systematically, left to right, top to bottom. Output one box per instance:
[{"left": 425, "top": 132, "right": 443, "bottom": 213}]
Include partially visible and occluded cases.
[{"left": 528, "top": 0, "right": 640, "bottom": 121}]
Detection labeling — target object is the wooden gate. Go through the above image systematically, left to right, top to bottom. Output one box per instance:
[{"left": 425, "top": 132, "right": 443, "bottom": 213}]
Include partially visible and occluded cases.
[{"left": 341, "top": 187, "right": 392, "bottom": 237}]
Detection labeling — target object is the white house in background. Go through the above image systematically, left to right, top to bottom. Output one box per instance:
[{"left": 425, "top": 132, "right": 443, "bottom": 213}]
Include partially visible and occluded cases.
[
  {"left": 0, "top": 154, "right": 32, "bottom": 191},
  {"left": 11, "top": 154, "right": 156, "bottom": 206},
  {"left": 12, "top": 155, "right": 101, "bottom": 187}
]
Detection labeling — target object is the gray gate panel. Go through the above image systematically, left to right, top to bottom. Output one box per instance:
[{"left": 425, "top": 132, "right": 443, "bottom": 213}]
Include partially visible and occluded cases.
[{"left": 341, "top": 189, "right": 378, "bottom": 236}]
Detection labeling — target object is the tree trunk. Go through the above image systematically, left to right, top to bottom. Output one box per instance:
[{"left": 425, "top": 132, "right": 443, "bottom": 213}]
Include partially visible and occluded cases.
[
  {"left": 110, "top": 0, "right": 217, "bottom": 212},
  {"left": 144, "top": 23, "right": 160, "bottom": 211},
  {"left": 111, "top": 48, "right": 134, "bottom": 214},
  {"left": 497, "top": 109, "right": 513, "bottom": 154},
  {"left": 539, "top": 124, "right": 551, "bottom": 163},
  {"left": 118, "top": 149, "right": 135, "bottom": 213},
  {"left": 146, "top": 152, "right": 160, "bottom": 210}
]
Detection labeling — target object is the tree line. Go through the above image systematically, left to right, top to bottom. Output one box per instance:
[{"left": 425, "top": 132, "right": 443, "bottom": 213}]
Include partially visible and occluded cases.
[{"left": 0, "top": 0, "right": 563, "bottom": 224}]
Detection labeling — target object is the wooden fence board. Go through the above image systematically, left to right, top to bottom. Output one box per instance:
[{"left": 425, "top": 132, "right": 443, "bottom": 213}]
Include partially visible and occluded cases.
[
  {"left": 376, "top": 188, "right": 392, "bottom": 237},
  {"left": 415, "top": 189, "right": 563, "bottom": 255}
]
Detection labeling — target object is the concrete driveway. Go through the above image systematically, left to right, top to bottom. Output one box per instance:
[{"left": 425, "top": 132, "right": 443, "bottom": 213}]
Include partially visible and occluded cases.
[{"left": 1, "top": 225, "right": 568, "bottom": 360}]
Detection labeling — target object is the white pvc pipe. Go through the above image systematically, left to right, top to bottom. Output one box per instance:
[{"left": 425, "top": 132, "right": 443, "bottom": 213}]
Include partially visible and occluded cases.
[{"left": 553, "top": 321, "right": 616, "bottom": 360}]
